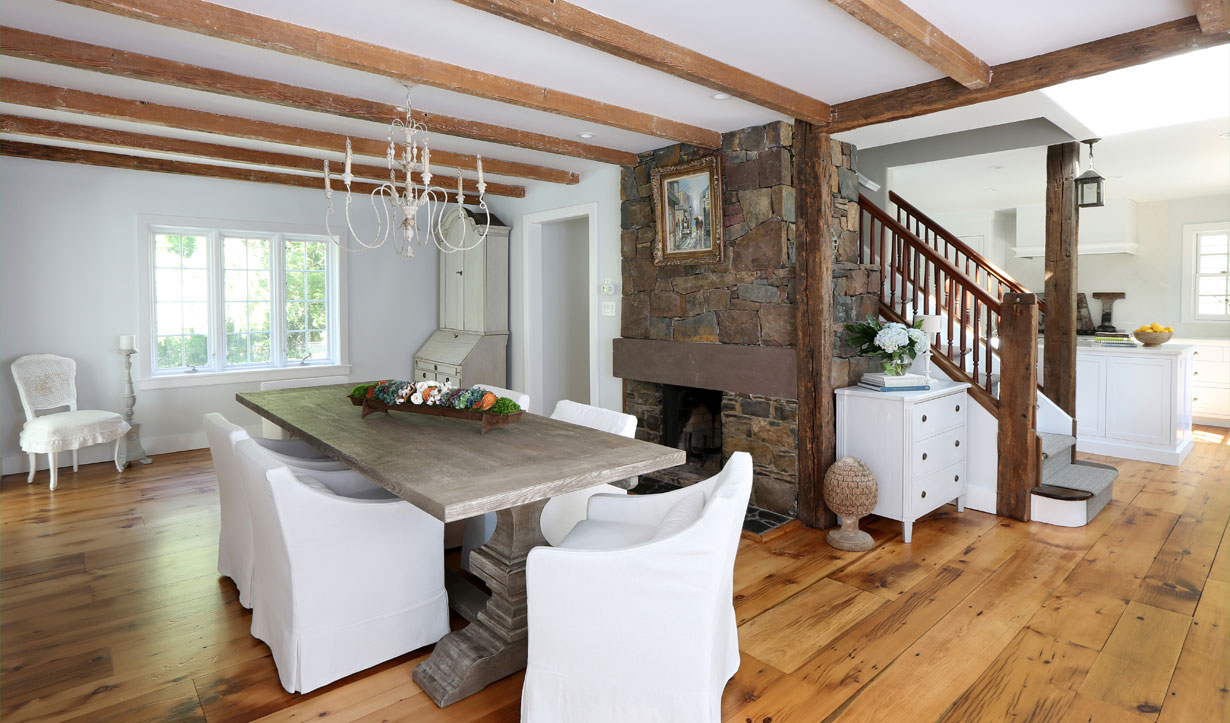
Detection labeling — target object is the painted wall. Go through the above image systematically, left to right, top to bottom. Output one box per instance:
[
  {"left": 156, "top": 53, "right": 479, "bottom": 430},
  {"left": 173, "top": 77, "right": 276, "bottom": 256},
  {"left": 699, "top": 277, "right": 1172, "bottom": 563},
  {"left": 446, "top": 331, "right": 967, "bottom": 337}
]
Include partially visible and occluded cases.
[
  {"left": 1, "top": 158, "right": 438, "bottom": 474},
  {"left": 484, "top": 165, "right": 624, "bottom": 412},
  {"left": 539, "top": 217, "right": 591, "bottom": 411}
]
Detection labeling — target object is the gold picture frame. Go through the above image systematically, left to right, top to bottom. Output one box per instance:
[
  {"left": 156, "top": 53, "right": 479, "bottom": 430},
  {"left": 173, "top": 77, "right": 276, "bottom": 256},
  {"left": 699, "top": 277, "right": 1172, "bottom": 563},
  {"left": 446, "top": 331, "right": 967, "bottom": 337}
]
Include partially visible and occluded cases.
[{"left": 650, "top": 156, "right": 723, "bottom": 266}]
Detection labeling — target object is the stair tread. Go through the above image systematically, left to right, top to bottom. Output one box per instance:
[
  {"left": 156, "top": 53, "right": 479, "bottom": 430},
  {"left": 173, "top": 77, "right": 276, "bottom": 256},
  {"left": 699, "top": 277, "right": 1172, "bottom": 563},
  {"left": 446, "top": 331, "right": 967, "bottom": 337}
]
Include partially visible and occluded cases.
[
  {"left": 1037, "top": 432, "right": 1077, "bottom": 459},
  {"left": 1041, "top": 462, "right": 1118, "bottom": 495}
]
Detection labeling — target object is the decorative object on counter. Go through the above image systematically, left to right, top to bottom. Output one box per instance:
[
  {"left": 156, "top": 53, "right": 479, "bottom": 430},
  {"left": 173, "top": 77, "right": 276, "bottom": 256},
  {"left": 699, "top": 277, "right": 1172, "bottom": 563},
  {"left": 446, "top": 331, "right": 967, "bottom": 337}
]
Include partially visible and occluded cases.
[
  {"left": 322, "top": 89, "right": 490, "bottom": 259},
  {"left": 650, "top": 155, "right": 723, "bottom": 266},
  {"left": 1091, "top": 292, "right": 1125, "bottom": 333},
  {"left": 1076, "top": 293, "right": 1097, "bottom": 335},
  {"left": 845, "top": 316, "right": 929, "bottom": 377},
  {"left": 1133, "top": 322, "right": 1174, "bottom": 347},
  {"left": 1092, "top": 332, "right": 1139, "bottom": 348},
  {"left": 118, "top": 335, "right": 152, "bottom": 467},
  {"left": 858, "top": 372, "right": 929, "bottom": 392},
  {"left": 348, "top": 380, "right": 522, "bottom": 434},
  {"left": 822, "top": 456, "right": 877, "bottom": 551}
]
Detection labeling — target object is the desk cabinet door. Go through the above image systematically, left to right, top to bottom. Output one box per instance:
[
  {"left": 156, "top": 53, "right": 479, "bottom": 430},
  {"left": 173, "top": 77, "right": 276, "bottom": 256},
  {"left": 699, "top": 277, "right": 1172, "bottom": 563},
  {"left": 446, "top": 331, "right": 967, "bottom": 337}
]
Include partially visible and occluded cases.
[
  {"left": 1075, "top": 357, "right": 1106, "bottom": 437},
  {"left": 1104, "top": 357, "right": 1172, "bottom": 445}
]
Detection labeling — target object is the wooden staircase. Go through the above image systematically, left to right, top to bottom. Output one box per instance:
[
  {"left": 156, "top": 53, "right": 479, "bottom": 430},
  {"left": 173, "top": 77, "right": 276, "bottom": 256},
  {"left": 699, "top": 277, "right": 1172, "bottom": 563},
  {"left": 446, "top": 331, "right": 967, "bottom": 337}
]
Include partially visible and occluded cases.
[{"left": 856, "top": 193, "right": 1042, "bottom": 521}]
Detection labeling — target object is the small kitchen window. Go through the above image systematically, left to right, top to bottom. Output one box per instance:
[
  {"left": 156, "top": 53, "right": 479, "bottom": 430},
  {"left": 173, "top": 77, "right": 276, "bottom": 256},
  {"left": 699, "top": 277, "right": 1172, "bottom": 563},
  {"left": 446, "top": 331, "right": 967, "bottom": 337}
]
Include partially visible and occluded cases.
[{"left": 1184, "top": 222, "right": 1230, "bottom": 322}]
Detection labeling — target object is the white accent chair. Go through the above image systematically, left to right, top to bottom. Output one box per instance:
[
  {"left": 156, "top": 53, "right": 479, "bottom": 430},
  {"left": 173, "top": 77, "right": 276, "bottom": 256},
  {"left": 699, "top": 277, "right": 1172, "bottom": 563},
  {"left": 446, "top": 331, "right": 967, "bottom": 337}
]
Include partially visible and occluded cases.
[
  {"left": 12, "top": 354, "right": 130, "bottom": 491},
  {"left": 258, "top": 376, "right": 350, "bottom": 440},
  {"left": 459, "top": 384, "right": 532, "bottom": 565},
  {"left": 540, "top": 400, "right": 638, "bottom": 546},
  {"left": 204, "top": 413, "right": 394, "bottom": 609},
  {"left": 235, "top": 437, "right": 449, "bottom": 694},
  {"left": 521, "top": 452, "right": 753, "bottom": 723}
]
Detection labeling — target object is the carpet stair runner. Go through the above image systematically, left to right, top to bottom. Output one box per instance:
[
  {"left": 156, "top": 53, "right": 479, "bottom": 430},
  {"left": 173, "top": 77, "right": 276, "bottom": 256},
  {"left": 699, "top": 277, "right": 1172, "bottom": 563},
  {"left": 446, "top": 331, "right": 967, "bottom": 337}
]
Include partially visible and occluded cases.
[{"left": 1030, "top": 432, "right": 1118, "bottom": 524}]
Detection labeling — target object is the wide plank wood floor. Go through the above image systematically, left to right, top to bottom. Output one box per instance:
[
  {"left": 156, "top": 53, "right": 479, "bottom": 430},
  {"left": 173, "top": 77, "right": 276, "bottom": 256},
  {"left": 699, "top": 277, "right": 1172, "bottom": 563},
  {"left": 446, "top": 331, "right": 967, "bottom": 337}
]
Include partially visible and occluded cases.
[{"left": 2, "top": 427, "right": 1226, "bottom": 722}]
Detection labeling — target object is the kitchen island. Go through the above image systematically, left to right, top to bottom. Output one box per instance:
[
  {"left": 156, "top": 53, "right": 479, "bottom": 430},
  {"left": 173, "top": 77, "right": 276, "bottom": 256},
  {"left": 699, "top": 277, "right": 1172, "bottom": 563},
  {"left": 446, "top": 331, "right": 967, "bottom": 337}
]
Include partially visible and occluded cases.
[{"left": 1040, "top": 340, "right": 1195, "bottom": 465}]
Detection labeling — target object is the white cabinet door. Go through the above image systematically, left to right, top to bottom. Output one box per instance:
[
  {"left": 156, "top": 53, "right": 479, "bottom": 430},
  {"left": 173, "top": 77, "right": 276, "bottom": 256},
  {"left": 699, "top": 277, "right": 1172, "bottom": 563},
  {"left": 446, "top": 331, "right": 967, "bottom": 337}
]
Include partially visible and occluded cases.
[
  {"left": 462, "top": 245, "right": 485, "bottom": 333},
  {"left": 441, "top": 249, "right": 465, "bottom": 330},
  {"left": 1075, "top": 356, "right": 1106, "bottom": 437},
  {"left": 1104, "top": 356, "right": 1173, "bottom": 445}
]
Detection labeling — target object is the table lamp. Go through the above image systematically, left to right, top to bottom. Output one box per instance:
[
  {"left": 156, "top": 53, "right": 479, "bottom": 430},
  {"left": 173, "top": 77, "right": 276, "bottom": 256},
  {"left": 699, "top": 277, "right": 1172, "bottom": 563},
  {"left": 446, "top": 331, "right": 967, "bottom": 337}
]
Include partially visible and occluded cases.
[{"left": 918, "top": 315, "right": 944, "bottom": 383}]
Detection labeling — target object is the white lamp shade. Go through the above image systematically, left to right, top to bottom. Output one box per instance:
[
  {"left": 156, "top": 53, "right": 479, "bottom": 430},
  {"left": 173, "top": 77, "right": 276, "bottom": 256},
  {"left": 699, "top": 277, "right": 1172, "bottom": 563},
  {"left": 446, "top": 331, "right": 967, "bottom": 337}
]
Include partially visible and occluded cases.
[
  {"left": 918, "top": 315, "right": 944, "bottom": 335},
  {"left": 119, "top": 335, "right": 136, "bottom": 351}
]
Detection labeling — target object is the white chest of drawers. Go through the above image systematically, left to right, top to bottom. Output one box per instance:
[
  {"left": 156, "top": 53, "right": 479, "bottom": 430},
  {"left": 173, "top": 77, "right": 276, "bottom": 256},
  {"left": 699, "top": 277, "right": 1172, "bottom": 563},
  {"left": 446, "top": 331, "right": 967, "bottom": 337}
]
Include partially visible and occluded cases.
[{"left": 835, "top": 381, "right": 970, "bottom": 543}]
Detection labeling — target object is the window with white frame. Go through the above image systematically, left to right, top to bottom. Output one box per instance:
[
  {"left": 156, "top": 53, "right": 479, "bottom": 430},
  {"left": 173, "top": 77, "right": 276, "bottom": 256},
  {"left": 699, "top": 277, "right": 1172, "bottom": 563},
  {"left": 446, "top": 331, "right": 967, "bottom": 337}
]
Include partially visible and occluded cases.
[
  {"left": 145, "top": 222, "right": 340, "bottom": 377},
  {"left": 1188, "top": 224, "right": 1230, "bottom": 321}
]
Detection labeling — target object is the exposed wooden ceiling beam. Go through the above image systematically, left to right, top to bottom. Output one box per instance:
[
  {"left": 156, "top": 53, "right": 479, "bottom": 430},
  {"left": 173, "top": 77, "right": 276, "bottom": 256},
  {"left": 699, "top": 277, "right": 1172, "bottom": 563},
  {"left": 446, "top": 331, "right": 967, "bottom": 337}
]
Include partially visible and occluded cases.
[
  {"left": 52, "top": 0, "right": 722, "bottom": 148},
  {"left": 448, "top": 0, "right": 831, "bottom": 124},
  {"left": 827, "top": 0, "right": 990, "bottom": 89},
  {"left": 1194, "top": 0, "right": 1230, "bottom": 33},
  {"left": 825, "top": 16, "right": 1228, "bottom": 133},
  {"left": 0, "top": 27, "right": 637, "bottom": 167},
  {"left": 1, "top": 79, "right": 579, "bottom": 184},
  {"left": 0, "top": 115, "right": 526, "bottom": 197},
  {"left": 0, "top": 139, "right": 482, "bottom": 203}
]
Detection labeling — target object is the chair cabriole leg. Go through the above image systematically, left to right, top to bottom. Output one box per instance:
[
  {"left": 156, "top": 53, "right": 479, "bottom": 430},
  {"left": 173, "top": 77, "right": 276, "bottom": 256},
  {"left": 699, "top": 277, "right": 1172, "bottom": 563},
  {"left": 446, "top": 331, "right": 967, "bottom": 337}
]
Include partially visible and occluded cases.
[
  {"left": 72, "top": 449, "right": 79, "bottom": 472},
  {"left": 48, "top": 452, "right": 58, "bottom": 491},
  {"left": 26, "top": 453, "right": 35, "bottom": 483}
]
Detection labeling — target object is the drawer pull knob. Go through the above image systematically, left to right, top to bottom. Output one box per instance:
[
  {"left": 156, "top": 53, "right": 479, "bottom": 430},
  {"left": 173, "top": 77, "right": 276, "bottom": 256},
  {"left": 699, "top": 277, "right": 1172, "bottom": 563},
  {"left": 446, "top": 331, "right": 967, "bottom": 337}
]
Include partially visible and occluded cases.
[
  {"left": 955, "top": 404, "right": 960, "bottom": 412},
  {"left": 921, "top": 414, "right": 928, "bottom": 422},
  {"left": 955, "top": 440, "right": 960, "bottom": 447},
  {"left": 922, "top": 452, "right": 928, "bottom": 460},
  {"left": 954, "top": 474, "right": 960, "bottom": 482},
  {"left": 920, "top": 491, "right": 927, "bottom": 498}
]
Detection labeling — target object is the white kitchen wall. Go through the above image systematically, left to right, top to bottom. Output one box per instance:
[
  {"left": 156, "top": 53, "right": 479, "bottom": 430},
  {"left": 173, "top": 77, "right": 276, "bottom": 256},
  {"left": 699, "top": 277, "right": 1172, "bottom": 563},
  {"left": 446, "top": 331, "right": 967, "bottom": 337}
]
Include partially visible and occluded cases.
[
  {"left": 1, "top": 158, "right": 439, "bottom": 474},
  {"left": 484, "top": 165, "right": 623, "bottom": 412}
]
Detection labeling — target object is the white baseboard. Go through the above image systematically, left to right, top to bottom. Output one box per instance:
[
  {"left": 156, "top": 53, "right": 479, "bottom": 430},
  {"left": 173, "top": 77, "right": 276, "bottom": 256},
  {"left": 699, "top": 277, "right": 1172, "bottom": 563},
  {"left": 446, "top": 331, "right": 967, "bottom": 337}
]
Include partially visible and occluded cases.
[
  {"left": 1193, "top": 414, "right": 1230, "bottom": 428},
  {"left": 3, "top": 425, "right": 262, "bottom": 476},
  {"left": 1075, "top": 436, "right": 1194, "bottom": 466},
  {"left": 964, "top": 485, "right": 997, "bottom": 514},
  {"left": 1031, "top": 494, "right": 1088, "bottom": 528}
]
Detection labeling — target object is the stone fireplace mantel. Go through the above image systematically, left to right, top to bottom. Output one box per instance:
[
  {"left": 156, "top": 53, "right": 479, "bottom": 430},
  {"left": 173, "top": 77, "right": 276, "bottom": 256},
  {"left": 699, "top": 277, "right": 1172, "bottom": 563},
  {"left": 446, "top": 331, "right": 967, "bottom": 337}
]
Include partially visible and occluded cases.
[{"left": 612, "top": 338, "right": 797, "bottom": 400}]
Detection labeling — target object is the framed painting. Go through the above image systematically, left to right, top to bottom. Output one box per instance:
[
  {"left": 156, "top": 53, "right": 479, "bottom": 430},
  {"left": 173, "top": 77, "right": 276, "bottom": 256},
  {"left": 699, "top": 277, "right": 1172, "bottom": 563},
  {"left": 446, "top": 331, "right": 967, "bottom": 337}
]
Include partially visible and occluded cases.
[{"left": 650, "top": 156, "right": 723, "bottom": 266}]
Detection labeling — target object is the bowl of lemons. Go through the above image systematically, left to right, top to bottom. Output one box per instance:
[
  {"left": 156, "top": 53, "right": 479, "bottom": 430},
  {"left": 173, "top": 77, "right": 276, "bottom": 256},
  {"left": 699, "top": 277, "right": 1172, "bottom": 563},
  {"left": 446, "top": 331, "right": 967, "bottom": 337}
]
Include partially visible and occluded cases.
[{"left": 1133, "top": 323, "right": 1173, "bottom": 346}]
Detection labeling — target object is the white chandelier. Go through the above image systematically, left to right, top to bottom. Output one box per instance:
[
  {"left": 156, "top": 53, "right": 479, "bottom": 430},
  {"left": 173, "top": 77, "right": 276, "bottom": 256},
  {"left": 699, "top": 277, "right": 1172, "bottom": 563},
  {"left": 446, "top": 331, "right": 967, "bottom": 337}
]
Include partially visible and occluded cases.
[{"left": 323, "top": 92, "right": 490, "bottom": 257}]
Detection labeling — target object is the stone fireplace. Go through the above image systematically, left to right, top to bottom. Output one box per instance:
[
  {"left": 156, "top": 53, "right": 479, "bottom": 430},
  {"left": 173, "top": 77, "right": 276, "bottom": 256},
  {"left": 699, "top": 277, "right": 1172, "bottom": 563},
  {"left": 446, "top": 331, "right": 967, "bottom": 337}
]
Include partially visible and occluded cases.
[{"left": 616, "top": 121, "right": 872, "bottom": 521}]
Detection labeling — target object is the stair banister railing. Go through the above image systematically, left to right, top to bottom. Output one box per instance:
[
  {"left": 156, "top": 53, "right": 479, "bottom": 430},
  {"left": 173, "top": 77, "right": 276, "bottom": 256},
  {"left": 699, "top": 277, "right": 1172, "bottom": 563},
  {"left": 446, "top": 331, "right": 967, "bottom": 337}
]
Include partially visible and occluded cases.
[{"left": 889, "top": 191, "right": 1044, "bottom": 314}]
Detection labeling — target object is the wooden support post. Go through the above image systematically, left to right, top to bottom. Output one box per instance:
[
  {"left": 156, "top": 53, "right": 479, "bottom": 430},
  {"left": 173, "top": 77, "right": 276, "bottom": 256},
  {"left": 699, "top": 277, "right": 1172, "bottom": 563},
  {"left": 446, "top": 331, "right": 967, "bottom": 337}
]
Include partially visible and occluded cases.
[
  {"left": 795, "top": 121, "right": 837, "bottom": 530},
  {"left": 1043, "top": 142, "right": 1080, "bottom": 417},
  {"left": 997, "top": 292, "right": 1039, "bottom": 522}
]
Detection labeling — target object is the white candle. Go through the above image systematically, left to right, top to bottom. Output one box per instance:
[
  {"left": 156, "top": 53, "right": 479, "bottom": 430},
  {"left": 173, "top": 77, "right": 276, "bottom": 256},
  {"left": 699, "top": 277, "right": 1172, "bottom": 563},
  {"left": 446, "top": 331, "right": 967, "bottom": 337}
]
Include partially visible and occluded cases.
[
  {"left": 344, "top": 138, "right": 353, "bottom": 176},
  {"left": 422, "top": 146, "right": 430, "bottom": 176},
  {"left": 476, "top": 155, "right": 484, "bottom": 187},
  {"left": 457, "top": 171, "right": 463, "bottom": 202},
  {"left": 119, "top": 335, "right": 136, "bottom": 351}
]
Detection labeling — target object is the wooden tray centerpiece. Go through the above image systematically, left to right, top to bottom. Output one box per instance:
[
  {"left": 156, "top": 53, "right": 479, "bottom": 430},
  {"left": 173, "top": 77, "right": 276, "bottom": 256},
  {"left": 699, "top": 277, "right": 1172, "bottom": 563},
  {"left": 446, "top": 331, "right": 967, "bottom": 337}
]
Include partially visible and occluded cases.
[{"left": 349, "top": 381, "right": 523, "bottom": 435}]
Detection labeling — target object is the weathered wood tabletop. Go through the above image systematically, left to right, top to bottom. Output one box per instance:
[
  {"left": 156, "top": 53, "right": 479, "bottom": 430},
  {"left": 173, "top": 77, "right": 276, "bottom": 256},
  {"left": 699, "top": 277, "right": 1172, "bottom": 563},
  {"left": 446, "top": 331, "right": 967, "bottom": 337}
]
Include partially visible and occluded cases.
[{"left": 235, "top": 384, "right": 685, "bottom": 522}]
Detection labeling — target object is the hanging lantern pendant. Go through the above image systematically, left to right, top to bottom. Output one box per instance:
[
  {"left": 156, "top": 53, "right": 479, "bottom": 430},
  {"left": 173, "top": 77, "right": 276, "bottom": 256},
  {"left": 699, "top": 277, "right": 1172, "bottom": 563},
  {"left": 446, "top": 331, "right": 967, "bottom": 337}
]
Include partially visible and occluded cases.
[{"left": 1075, "top": 138, "right": 1105, "bottom": 208}]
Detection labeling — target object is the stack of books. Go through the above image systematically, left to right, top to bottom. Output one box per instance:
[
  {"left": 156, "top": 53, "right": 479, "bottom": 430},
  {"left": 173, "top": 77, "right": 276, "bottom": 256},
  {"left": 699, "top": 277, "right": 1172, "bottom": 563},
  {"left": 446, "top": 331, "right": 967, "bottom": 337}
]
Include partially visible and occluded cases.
[
  {"left": 1090, "top": 332, "right": 1139, "bottom": 348},
  {"left": 859, "top": 372, "right": 931, "bottom": 392}
]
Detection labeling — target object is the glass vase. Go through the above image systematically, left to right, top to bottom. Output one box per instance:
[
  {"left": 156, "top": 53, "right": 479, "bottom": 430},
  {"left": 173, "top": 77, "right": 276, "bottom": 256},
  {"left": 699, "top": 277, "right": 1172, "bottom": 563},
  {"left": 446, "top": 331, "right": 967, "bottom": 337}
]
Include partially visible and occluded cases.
[{"left": 881, "top": 359, "right": 908, "bottom": 376}]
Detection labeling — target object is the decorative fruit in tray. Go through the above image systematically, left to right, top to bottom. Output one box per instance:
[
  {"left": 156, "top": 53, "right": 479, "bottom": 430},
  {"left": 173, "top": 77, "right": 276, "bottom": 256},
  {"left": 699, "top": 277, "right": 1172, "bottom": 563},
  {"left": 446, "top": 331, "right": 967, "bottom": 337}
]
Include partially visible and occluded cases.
[{"left": 349, "top": 381, "right": 520, "bottom": 414}]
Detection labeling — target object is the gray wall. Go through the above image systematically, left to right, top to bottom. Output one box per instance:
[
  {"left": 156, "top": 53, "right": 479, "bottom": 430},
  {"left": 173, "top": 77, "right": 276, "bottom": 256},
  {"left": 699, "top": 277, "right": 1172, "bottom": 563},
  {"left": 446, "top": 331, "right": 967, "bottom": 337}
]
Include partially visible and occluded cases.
[{"left": 539, "top": 217, "right": 591, "bottom": 411}]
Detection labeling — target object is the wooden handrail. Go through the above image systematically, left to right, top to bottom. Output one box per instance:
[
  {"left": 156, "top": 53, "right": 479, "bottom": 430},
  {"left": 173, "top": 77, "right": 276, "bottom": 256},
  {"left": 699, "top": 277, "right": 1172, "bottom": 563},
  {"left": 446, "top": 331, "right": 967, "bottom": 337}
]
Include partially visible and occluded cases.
[
  {"left": 889, "top": 191, "right": 1044, "bottom": 312},
  {"left": 860, "top": 196, "right": 1001, "bottom": 311}
]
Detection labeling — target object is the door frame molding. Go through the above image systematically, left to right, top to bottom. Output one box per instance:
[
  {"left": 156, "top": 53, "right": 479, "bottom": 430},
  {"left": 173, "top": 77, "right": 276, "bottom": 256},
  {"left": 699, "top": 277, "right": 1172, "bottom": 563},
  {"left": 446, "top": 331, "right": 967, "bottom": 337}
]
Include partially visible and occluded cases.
[{"left": 520, "top": 202, "right": 600, "bottom": 414}]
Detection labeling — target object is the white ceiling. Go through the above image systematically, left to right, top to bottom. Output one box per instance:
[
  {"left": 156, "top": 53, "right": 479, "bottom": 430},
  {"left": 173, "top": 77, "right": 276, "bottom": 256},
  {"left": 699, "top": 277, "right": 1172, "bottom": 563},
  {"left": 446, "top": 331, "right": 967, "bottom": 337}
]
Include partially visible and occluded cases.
[{"left": 0, "top": 0, "right": 1207, "bottom": 191}]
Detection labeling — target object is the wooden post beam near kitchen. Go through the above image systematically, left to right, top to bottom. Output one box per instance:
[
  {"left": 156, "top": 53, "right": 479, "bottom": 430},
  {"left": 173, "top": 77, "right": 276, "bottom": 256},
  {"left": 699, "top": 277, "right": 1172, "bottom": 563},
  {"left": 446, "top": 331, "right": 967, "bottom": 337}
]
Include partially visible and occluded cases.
[
  {"left": 53, "top": 0, "right": 722, "bottom": 149},
  {"left": 448, "top": 0, "right": 831, "bottom": 124},
  {"left": 827, "top": 0, "right": 991, "bottom": 89},
  {"left": 1195, "top": 0, "right": 1230, "bottom": 34},
  {"left": 824, "top": 16, "right": 1228, "bottom": 132},
  {"left": 0, "top": 27, "right": 636, "bottom": 167},
  {"left": 0, "top": 79, "right": 578, "bottom": 185},
  {"left": 0, "top": 116, "right": 526, "bottom": 198},
  {"left": 794, "top": 120, "right": 838, "bottom": 530},
  {"left": 0, "top": 140, "right": 482, "bottom": 205},
  {"left": 1044, "top": 141, "right": 1080, "bottom": 420},
  {"left": 997, "top": 292, "right": 1039, "bottom": 522}
]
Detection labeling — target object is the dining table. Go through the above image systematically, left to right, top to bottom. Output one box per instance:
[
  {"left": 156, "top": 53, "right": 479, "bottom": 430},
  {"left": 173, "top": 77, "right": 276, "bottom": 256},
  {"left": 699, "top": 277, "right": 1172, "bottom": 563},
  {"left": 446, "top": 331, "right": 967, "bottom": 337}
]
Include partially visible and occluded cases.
[{"left": 236, "top": 384, "right": 685, "bottom": 706}]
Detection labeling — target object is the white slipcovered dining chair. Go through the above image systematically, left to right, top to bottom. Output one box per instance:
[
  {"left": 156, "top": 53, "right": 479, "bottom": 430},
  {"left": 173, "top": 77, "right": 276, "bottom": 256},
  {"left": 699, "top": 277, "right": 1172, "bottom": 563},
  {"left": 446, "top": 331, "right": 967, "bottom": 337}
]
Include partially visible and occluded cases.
[
  {"left": 11, "top": 354, "right": 130, "bottom": 491},
  {"left": 258, "top": 376, "right": 350, "bottom": 440},
  {"left": 539, "top": 400, "right": 638, "bottom": 545},
  {"left": 204, "top": 413, "right": 393, "bottom": 608},
  {"left": 235, "top": 438, "right": 449, "bottom": 694},
  {"left": 521, "top": 452, "right": 753, "bottom": 723}
]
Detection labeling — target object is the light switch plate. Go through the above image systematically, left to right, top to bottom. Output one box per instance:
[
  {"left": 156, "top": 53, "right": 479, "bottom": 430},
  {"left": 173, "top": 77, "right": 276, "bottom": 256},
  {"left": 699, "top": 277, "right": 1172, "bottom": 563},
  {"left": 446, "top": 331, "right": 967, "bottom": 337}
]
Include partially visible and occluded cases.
[{"left": 601, "top": 301, "right": 617, "bottom": 317}]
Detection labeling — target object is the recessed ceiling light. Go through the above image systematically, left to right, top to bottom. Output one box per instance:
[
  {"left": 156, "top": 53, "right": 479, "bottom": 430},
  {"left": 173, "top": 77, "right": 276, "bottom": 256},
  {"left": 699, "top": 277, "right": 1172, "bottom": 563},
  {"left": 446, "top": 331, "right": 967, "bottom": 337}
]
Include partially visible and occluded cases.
[
  {"left": 711, "top": 93, "right": 732, "bottom": 100},
  {"left": 577, "top": 131, "right": 596, "bottom": 139}
]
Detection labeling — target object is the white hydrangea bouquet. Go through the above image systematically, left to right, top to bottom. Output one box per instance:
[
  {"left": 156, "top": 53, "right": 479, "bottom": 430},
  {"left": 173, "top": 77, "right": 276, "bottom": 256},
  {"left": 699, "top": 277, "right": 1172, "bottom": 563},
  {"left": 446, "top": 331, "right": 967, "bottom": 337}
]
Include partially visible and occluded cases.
[{"left": 844, "top": 316, "right": 929, "bottom": 376}]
